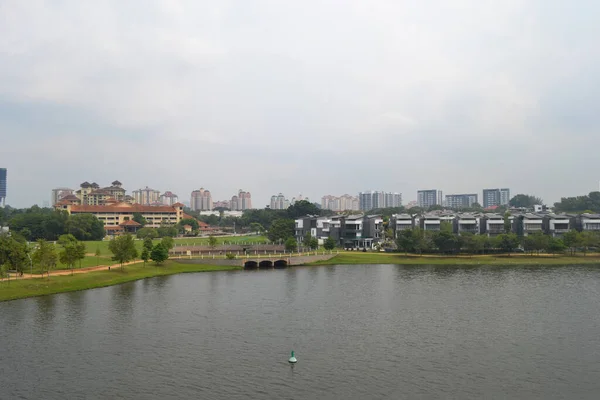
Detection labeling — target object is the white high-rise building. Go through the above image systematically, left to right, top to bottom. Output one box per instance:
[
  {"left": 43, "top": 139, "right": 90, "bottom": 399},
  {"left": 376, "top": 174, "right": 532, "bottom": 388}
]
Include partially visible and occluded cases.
[
  {"left": 133, "top": 186, "right": 160, "bottom": 205},
  {"left": 190, "top": 188, "right": 213, "bottom": 211},
  {"left": 270, "top": 193, "right": 288, "bottom": 210}
]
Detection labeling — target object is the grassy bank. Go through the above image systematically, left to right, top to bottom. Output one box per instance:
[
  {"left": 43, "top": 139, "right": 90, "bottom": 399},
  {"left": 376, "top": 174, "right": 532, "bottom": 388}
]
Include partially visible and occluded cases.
[
  {"left": 309, "top": 251, "right": 600, "bottom": 266},
  {"left": 0, "top": 261, "right": 240, "bottom": 302}
]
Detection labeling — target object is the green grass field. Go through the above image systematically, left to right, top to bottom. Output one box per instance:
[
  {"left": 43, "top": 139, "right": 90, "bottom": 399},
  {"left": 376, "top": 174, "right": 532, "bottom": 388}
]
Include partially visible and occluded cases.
[
  {"left": 309, "top": 251, "right": 600, "bottom": 266},
  {"left": 0, "top": 260, "right": 240, "bottom": 302}
]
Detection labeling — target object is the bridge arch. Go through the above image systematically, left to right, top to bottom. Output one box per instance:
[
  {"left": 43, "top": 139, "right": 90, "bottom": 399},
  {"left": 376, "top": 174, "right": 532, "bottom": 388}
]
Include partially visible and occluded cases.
[
  {"left": 274, "top": 259, "right": 288, "bottom": 268},
  {"left": 244, "top": 260, "right": 258, "bottom": 269},
  {"left": 258, "top": 260, "right": 273, "bottom": 269}
]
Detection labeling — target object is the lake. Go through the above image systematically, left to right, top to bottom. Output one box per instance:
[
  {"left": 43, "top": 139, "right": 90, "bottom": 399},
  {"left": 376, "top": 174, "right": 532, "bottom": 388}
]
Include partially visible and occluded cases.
[{"left": 2, "top": 264, "right": 600, "bottom": 399}]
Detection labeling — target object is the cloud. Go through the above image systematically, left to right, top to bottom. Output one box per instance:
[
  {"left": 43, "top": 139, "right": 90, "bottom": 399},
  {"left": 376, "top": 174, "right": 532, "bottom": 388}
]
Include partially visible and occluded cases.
[{"left": 1, "top": 0, "right": 599, "bottom": 207}]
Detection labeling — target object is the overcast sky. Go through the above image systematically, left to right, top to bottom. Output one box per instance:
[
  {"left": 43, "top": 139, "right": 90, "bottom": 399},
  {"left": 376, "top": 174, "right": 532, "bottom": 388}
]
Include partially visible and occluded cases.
[{"left": 1, "top": 0, "right": 599, "bottom": 208}]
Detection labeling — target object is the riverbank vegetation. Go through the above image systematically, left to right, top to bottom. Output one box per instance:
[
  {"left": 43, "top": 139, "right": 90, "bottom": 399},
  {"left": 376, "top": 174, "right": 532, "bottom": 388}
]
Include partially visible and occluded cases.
[
  {"left": 309, "top": 251, "right": 600, "bottom": 266},
  {"left": 0, "top": 260, "right": 240, "bottom": 302}
]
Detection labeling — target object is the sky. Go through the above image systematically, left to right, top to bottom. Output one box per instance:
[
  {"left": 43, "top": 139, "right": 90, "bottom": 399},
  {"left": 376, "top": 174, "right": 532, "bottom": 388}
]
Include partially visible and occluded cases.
[{"left": 1, "top": 0, "right": 599, "bottom": 208}]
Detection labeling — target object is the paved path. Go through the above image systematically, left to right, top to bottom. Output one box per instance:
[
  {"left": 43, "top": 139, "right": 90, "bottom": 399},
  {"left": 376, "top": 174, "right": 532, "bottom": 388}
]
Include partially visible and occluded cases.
[{"left": 1, "top": 260, "right": 141, "bottom": 281}]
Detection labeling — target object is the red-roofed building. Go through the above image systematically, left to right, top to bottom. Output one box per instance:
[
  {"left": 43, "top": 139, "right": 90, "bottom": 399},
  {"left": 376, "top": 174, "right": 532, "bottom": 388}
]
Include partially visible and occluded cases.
[{"left": 55, "top": 202, "right": 184, "bottom": 229}]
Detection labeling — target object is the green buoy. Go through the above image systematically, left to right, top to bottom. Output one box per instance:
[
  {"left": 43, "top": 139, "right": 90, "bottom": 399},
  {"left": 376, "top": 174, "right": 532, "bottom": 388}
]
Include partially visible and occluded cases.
[{"left": 288, "top": 350, "right": 297, "bottom": 363}]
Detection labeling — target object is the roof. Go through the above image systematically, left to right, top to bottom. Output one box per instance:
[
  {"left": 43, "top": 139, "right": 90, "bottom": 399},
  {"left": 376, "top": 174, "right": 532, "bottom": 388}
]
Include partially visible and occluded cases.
[
  {"left": 111, "top": 180, "right": 122, "bottom": 185},
  {"left": 172, "top": 202, "right": 185, "bottom": 207},
  {"left": 69, "top": 203, "right": 179, "bottom": 213},
  {"left": 120, "top": 220, "right": 142, "bottom": 227},
  {"left": 104, "top": 226, "right": 124, "bottom": 231}
]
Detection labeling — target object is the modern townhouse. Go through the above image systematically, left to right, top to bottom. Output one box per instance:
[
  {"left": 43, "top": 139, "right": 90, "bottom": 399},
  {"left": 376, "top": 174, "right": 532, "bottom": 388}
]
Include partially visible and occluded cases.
[
  {"left": 420, "top": 213, "right": 441, "bottom": 231},
  {"left": 456, "top": 213, "right": 482, "bottom": 234},
  {"left": 481, "top": 213, "right": 507, "bottom": 236},
  {"left": 513, "top": 213, "right": 544, "bottom": 236},
  {"left": 543, "top": 213, "right": 573, "bottom": 237},
  {"left": 575, "top": 213, "right": 600, "bottom": 232},
  {"left": 390, "top": 214, "right": 415, "bottom": 237}
]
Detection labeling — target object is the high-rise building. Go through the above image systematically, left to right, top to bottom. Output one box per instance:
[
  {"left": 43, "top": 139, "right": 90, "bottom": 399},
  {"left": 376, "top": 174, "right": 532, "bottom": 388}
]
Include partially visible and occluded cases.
[
  {"left": 0, "top": 168, "right": 6, "bottom": 207},
  {"left": 133, "top": 186, "right": 161, "bottom": 205},
  {"left": 51, "top": 187, "right": 74, "bottom": 206},
  {"left": 190, "top": 188, "right": 213, "bottom": 211},
  {"left": 482, "top": 188, "right": 510, "bottom": 208},
  {"left": 237, "top": 189, "right": 252, "bottom": 210},
  {"left": 417, "top": 190, "right": 438, "bottom": 208},
  {"left": 159, "top": 191, "right": 179, "bottom": 206},
  {"left": 359, "top": 191, "right": 402, "bottom": 211},
  {"left": 270, "top": 193, "right": 288, "bottom": 210},
  {"left": 321, "top": 194, "right": 360, "bottom": 212},
  {"left": 445, "top": 194, "right": 478, "bottom": 209}
]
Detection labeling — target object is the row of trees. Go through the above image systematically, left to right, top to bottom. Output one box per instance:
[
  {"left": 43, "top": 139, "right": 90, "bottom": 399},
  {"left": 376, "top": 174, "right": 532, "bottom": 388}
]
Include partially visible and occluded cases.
[
  {"left": 554, "top": 191, "right": 600, "bottom": 213},
  {"left": 3, "top": 207, "right": 105, "bottom": 241},
  {"left": 395, "top": 227, "right": 600, "bottom": 256},
  {"left": 0, "top": 231, "right": 176, "bottom": 278},
  {"left": 0, "top": 233, "right": 87, "bottom": 277}
]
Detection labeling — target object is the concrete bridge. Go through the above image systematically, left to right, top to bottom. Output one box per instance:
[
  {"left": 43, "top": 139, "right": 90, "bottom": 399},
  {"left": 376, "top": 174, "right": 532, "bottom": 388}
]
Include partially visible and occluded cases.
[{"left": 175, "top": 253, "right": 338, "bottom": 269}]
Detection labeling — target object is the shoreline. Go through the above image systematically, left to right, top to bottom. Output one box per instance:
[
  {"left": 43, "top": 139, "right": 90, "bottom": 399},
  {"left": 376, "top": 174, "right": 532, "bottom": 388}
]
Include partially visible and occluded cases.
[{"left": 2, "top": 253, "right": 600, "bottom": 302}]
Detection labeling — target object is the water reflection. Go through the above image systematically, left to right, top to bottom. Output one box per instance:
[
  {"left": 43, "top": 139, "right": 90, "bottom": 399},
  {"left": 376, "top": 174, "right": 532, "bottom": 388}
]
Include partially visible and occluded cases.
[
  {"left": 285, "top": 268, "right": 298, "bottom": 301},
  {"left": 108, "top": 282, "right": 137, "bottom": 331},
  {"left": 33, "top": 295, "right": 57, "bottom": 330}
]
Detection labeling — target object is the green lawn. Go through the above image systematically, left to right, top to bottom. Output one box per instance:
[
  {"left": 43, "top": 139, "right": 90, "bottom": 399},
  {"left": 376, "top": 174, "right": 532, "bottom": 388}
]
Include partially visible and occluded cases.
[
  {"left": 309, "top": 251, "right": 600, "bottom": 266},
  {"left": 0, "top": 260, "right": 240, "bottom": 302}
]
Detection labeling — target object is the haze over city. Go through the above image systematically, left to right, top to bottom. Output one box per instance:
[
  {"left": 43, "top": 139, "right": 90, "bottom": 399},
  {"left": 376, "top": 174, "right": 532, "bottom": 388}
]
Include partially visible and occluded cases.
[{"left": 1, "top": 0, "right": 599, "bottom": 207}]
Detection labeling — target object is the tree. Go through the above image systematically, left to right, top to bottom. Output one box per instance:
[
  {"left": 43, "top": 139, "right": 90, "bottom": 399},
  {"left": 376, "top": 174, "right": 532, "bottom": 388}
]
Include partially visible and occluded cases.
[
  {"left": 554, "top": 191, "right": 600, "bottom": 213},
  {"left": 509, "top": 194, "right": 544, "bottom": 208},
  {"left": 286, "top": 200, "right": 319, "bottom": 219},
  {"left": 132, "top": 212, "right": 147, "bottom": 227},
  {"left": 66, "top": 213, "right": 105, "bottom": 240},
  {"left": 178, "top": 218, "right": 199, "bottom": 232},
  {"left": 267, "top": 219, "right": 295, "bottom": 243},
  {"left": 249, "top": 222, "right": 264, "bottom": 235},
  {"left": 157, "top": 224, "right": 178, "bottom": 238},
  {"left": 136, "top": 227, "right": 158, "bottom": 239},
  {"left": 396, "top": 229, "right": 416, "bottom": 254},
  {"left": 413, "top": 229, "right": 433, "bottom": 255},
  {"left": 433, "top": 230, "right": 457, "bottom": 254},
  {"left": 562, "top": 230, "right": 582, "bottom": 255},
  {"left": 580, "top": 231, "right": 599, "bottom": 256},
  {"left": 303, "top": 232, "right": 312, "bottom": 246},
  {"left": 531, "top": 232, "right": 550, "bottom": 255},
  {"left": 0, "top": 233, "right": 29, "bottom": 275},
  {"left": 462, "top": 233, "right": 482, "bottom": 256},
  {"left": 496, "top": 233, "right": 520, "bottom": 255},
  {"left": 58, "top": 234, "right": 86, "bottom": 275},
  {"left": 108, "top": 234, "right": 138, "bottom": 270},
  {"left": 208, "top": 234, "right": 218, "bottom": 250},
  {"left": 161, "top": 236, "right": 175, "bottom": 251},
  {"left": 143, "top": 237, "right": 154, "bottom": 253},
  {"left": 285, "top": 237, "right": 298, "bottom": 252},
  {"left": 308, "top": 237, "right": 319, "bottom": 250},
  {"left": 323, "top": 237, "right": 336, "bottom": 250},
  {"left": 548, "top": 237, "right": 566, "bottom": 255},
  {"left": 32, "top": 239, "right": 58, "bottom": 277},
  {"left": 151, "top": 243, "right": 169, "bottom": 265},
  {"left": 95, "top": 246, "right": 101, "bottom": 266},
  {"left": 141, "top": 248, "right": 150, "bottom": 267}
]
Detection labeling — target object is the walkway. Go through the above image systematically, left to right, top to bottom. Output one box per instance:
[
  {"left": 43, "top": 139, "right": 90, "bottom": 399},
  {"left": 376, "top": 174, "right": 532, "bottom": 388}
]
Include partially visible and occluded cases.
[{"left": 1, "top": 260, "right": 141, "bottom": 281}]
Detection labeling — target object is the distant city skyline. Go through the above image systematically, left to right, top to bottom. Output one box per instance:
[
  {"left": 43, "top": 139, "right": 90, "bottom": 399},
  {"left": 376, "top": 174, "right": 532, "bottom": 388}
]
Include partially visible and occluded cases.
[
  {"left": 2, "top": 2, "right": 600, "bottom": 209},
  {"left": 6, "top": 178, "right": 599, "bottom": 210}
]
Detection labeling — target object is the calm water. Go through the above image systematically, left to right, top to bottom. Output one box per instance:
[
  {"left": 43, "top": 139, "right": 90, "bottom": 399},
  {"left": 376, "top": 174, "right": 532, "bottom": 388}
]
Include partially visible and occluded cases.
[{"left": 2, "top": 264, "right": 600, "bottom": 399}]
